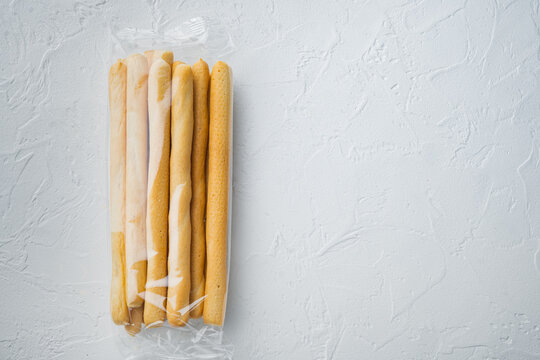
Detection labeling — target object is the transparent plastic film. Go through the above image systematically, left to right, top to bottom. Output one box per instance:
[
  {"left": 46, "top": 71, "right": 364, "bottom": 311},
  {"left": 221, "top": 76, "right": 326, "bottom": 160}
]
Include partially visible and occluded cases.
[{"left": 107, "top": 17, "right": 233, "bottom": 359}]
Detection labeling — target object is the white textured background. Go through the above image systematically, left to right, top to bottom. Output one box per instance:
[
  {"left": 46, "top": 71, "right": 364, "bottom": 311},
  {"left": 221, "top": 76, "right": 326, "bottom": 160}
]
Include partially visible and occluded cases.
[{"left": 2, "top": 0, "right": 540, "bottom": 359}]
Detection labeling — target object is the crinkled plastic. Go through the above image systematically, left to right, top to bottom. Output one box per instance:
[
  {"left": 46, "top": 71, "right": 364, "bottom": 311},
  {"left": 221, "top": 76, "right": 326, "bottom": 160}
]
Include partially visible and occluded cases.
[
  {"left": 107, "top": 16, "right": 234, "bottom": 360},
  {"left": 110, "top": 17, "right": 235, "bottom": 63}
]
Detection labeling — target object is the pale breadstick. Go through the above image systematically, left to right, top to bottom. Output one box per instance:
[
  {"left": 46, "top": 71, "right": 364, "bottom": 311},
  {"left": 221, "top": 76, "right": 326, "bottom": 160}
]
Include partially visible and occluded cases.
[
  {"left": 144, "top": 50, "right": 154, "bottom": 67},
  {"left": 145, "top": 50, "right": 174, "bottom": 68},
  {"left": 125, "top": 54, "right": 148, "bottom": 308},
  {"left": 109, "top": 59, "right": 129, "bottom": 325},
  {"left": 144, "top": 59, "right": 171, "bottom": 327},
  {"left": 189, "top": 59, "right": 209, "bottom": 318},
  {"left": 203, "top": 61, "right": 233, "bottom": 326},
  {"left": 167, "top": 63, "right": 193, "bottom": 326},
  {"left": 125, "top": 306, "right": 144, "bottom": 335}
]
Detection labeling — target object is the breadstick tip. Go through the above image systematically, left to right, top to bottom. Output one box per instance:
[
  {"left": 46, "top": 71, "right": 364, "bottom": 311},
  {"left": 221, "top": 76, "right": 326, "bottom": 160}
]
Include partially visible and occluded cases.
[
  {"left": 160, "top": 51, "right": 174, "bottom": 65},
  {"left": 127, "top": 53, "right": 145, "bottom": 60},
  {"left": 149, "top": 59, "right": 171, "bottom": 102},
  {"left": 109, "top": 60, "right": 125, "bottom": 76},
  {"left": 172, "top": 61, "right": 186, "bottom": 73},
  {"left": 213, "top": 61, "right": 229, "bottom": 70},
  {"left": 173, "top": 63, "right": 192, "bottom": 78}
]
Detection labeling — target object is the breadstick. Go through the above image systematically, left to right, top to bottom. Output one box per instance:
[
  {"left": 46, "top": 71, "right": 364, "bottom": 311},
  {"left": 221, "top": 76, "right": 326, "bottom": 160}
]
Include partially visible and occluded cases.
[
  {"left": 144, "top": 50, "right": 154, "bottom": 67},
  {"left": 145, "top": 50, "right": 174, "bottom": 68},
  {"left": 125, "top": 54, "right": 148, "bottom": 308},
  {"left": 144, "top": 58, "right": 171, "bottom": 327},
  {"left": 189, "top": 59, "right": 209, "bottom": 318},
  {"left": 109, "top": 60, "right": 129, "bottom": 325},
  {"left": 203, "top": 61, "right": 233, "bottom": 326},
  {"left": 172, "top": 62, "right": 185, "bottom": 73},
  {"left": 167, "top": 63, "right": 193, "bottom": 326},
  {"left": 125, "top": 306, "right": 144, "bottom": 335}
]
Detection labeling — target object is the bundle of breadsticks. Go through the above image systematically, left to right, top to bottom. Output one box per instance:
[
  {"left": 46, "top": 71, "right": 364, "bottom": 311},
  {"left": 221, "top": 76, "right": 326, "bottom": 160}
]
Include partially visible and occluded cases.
[{"left": 108, "top": 50, "right": 232, "bottom": 334}]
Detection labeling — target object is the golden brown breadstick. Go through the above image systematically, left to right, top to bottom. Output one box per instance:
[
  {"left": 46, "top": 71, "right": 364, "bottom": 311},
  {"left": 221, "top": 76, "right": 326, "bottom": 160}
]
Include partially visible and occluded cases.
[
  {"left": 145, "top": 50, "right": 174, "bottom": 68},
  {"left": 125, "top": 54, "right": 148, "bottom": 308},
  {"left": 144, "top": 58, "right": 171, "bottom": 327},
  {"left": 189, "top": 59, "right": 210, "bottom": 318},
  {"left": 109, "top": 60, "right": 129, "bottom": 325},
  {"left": 203, "top": 61, "right": 233, "bottom": 326},
  {"left": 172, "top": 62, "right": 185, "bottom": 74},
  {"left": 167, "top": 63, "right": 193, "bottom": 326},
  {"left": 125, "top": 306, "right": 144, "bottom": 335}
]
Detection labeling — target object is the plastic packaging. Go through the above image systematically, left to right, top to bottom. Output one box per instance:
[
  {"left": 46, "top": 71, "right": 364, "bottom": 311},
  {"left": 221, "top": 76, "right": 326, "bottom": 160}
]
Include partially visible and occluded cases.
[{"left": 107, "top": 16, "right": 234, "bottom": 359}]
